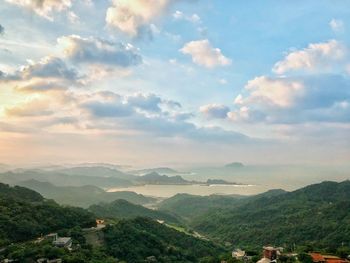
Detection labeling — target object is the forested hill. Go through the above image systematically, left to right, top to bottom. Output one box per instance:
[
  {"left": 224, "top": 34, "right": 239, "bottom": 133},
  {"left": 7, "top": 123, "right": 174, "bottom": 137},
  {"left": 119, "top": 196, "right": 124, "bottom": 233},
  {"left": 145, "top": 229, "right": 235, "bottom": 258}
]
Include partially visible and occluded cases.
[
  {"left": 18, "top": 179, "right": 155, "bottom": 208},
  {"left": 190, "top": 180, "right": 350, "bottom": 249},
  {"left": 0, "top": 182, "right": 43, "bottom": 202},
  {"left": 0, "top": 183, "right": 96, "bottom": 246},
  {"left": 158, "top": 189, "right": 286, "bottom": 220},
  {"left": 89, "top": 199, "right": 180, "bottom": 224},
  {"left": 103, "top": 217, "right": 225, "bottom": 262}
]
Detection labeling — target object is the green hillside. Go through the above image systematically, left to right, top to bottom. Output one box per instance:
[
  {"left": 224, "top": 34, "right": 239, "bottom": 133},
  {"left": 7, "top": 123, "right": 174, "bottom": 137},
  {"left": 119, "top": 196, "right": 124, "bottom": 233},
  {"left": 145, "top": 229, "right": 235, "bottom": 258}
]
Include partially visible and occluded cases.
[
  {"left": 190, "top": 181, "right": 350, "bottom": 249},
  {"left": 0, "top": 183, "right": 96, "bottom": 246},
  {"left": 158, "top": 189, "right": 286, "bottom": 220},
  {"left": 158, "top": 193, "right": 245, "bottom": 220},
  {"left": 89, "top": 199, "right": 180, "bottom": 224},
  {"left": 103, "top": 217, "right": 225, "bottom": 262}
]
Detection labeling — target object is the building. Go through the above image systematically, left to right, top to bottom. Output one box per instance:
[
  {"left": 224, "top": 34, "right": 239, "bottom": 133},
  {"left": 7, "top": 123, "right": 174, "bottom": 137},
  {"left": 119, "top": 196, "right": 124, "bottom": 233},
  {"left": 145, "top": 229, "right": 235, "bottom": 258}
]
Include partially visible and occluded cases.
[
  {"left": 96, "top": 219, "right": 105, "bottom": 225},
  {"left": 53, "top": 237, "right": 72, "bottom": 249},
  {"left": 257, "top": 246, "right": 283, "bottom": 263},
  {"left": 263, "top": 246, "right": 281, "bottom": 261},
  {"left": 232, "top": 249, "right": 246, "bottom": 259},
  {"left": 309, "top": 253, "right": 350, "bottom": 263}
]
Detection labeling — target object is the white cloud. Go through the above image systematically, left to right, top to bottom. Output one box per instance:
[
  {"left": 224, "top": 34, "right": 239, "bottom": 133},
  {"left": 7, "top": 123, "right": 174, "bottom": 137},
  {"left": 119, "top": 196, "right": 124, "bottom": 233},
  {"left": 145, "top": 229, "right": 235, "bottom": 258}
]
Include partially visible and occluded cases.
[
  {"left": 5, "top": 0, "right": 72, "bottom": 20},
  {"left": 106, "top": 0, "right": 174, "bottom": 37},
  {"left": 173, "top": 10, "right": 201, "bottom": 23},
  {"left": 330, "top": 19, "right": 344, "bottom": 33},
  {"left": 57, "top": 35, "right": 142, "bottom": 67},
  {"left": 180, "top": 39, "right": 232, "bottom": 68},
  {"left": 273, "top": 40, "right": 348, "bottom": 74},
  {"left": 1, "top": 56, "right": 78, "bottom": 82},
  {"left": 230, "top": 74, "right": 350, "bottom": 123},
  {"left": 243, "top": 76, "right": 305, "bottom": 108},
  {"left": 200, "top": 104, "right": 230, "bottom": 119}
]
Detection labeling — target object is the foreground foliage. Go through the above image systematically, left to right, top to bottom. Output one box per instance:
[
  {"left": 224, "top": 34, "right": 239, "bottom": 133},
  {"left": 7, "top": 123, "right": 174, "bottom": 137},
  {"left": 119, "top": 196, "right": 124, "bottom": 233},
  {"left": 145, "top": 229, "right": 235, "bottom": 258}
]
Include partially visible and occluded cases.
[{"left": 0, "top": 183, "right": 96, "bottom": 246}]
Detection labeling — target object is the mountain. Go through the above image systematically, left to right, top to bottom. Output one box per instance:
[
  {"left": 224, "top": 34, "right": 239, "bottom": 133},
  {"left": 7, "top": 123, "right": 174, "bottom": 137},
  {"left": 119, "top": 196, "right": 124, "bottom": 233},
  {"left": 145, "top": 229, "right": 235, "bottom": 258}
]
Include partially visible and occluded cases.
[
  {"left": 224, "top": 162, "right": 244, "bottom": 168},
  {"left": 57, "top": 166, "right": 137, "bottom": 180},
  {"left": 130, "top": 167, "right": 180, "bottom": 175},
  {"left": 0, "top": 170, "right": 133, "bottom": 188},
  {"left": 136, "top": 172, "right": 190, "bottom": 185},
  {"left": 17, "top": 179, "right": 155, "bottom": 208},
  {"left": 206, "top": 179, "right": 241, "bottom": 185},
  {"left": 190, "top": 181, "right": 350, "bottom": 249},
  {"left": 0, "top": 182, "right": 43, "bottom": 202},
  {"left": 0, "top": 183, "right": 96, "bottom": 246},
  {"left": 89, "top": 199, "right": 180, "bottom": 224},
  {"left": 103, "top": 217, "right": 225, "bottom": 262}
]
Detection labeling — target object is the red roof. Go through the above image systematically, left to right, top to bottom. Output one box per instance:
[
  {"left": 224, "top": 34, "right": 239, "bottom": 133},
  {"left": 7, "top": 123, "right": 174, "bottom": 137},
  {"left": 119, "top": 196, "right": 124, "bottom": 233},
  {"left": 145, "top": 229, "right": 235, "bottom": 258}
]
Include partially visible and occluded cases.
[
  {"left": 309, "top": 253, "right": 349, "bottom": 263},
  {"left": 310, "top": 253, "right": 325, "bottom": 262},
  {"left": 326, "top": 259, "right": 348, "bottom": 263}
]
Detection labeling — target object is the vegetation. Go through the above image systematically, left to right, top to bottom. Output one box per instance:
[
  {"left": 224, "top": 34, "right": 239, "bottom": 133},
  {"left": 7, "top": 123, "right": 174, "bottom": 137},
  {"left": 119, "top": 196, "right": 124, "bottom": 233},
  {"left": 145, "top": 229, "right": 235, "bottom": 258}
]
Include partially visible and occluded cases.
[
  {"left": 1, "top": 179, "right": 350, "bottom": 262},
  {"left": 190, "top": 181, "right": 350, "bottom": 249},
  {"left": 0, "top": 183, "right": 96, "bottom": 246},
  {"left": 158, "top": 190, "right": 285, "bottom": 220},
  {"left": 158, "top": 193, "right": 245, "bottom": 220},
  {"left": 89, "top": 199, "right": 181, "bottom": 224},
  {"left": 103, "top": 217, "right": 225, "bottom": 262},
  {"left": 1, "top": 231, "right": 116, "bottom": 263}
]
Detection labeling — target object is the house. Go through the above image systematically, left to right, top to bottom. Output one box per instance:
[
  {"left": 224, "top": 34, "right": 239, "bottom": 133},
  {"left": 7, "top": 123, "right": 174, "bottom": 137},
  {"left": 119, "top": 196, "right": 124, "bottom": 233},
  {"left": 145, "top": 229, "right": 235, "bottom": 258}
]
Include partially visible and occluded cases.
[
  {"left": 96, "top": 219, "right": 105, "bottom": 225},
  {"left": 53, "top": 237, "right": 72, "bottom": 249},
  {"left": 257, "top": 246, "right": 283, "bottom": 263},
  {"left": 263, "top": 246, "right": 281, "bottom": 261},
  {"left": 232, "top": 249, "right": 246, "bottom": 259},
  {"left": 309, "top": 253, "right": 349, "bottom": 263}
]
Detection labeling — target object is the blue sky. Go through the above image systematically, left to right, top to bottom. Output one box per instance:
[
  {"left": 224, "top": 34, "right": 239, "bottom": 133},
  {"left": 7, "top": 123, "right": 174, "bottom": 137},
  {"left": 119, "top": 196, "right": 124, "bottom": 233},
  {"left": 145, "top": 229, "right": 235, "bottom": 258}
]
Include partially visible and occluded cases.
[{"left": 0, "top": 0, "right": 349, "bottom": 166}]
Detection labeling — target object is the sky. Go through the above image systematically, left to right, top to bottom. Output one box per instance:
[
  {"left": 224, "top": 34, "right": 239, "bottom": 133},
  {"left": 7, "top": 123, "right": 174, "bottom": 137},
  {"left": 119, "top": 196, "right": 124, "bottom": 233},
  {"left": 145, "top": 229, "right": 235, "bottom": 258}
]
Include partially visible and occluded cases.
[{"left": 0, "top": 0, "right": 350, "bottom": 167}]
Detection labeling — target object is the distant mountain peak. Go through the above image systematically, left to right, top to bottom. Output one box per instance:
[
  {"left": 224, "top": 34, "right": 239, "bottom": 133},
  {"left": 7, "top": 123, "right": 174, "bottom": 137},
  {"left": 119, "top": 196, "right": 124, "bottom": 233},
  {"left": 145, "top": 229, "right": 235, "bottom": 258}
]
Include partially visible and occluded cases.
[{"left": 224, "top": 162, "right": 244, "bottom": 168}]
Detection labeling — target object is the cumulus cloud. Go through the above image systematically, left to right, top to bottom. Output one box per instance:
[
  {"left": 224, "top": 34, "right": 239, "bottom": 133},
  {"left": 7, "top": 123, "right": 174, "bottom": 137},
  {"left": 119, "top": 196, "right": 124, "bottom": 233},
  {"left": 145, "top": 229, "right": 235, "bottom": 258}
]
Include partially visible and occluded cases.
[
  {"left": 5, "top": 0, "right": 72, "bottom": 20},
  {"left": 106, "top": 0, "right": 174, "bottom": 37},
  {"left": 173, "top": 10, "right": 201, "bottom": 23},
  {"left": 330, "top": 19, "right": 344, "bottom": 33},
  {"left": 58, "top": 35, "right": 142, "bottom": 67},
  {"left": 180, "top": 39, "right": 232, "bottom": 68},
  {"left": 228, "top": 39, "right": 350, "bottom": 124},
  {"left": 273, "top": 40, "right": 348, "bottom": 74},
  {"left": 0, "top": 56, "right": 79, "bottom": 82},
  {"left": 0, "top": 56, "right": 81, "bottom": 94},
  {"left": 21, "top": 56, "right": 78, "bottom": 80},
  {"left": 231, "top": 74, "right": 350, "bottom": 123},
  {"left": 243, "top": 76, "right": 305, "bottom": 108},
  {"left": 127, "top": 93, "right": 162, "bottom": 112},
  {"left": 200, "top": 104, "right": 230, "bottom": 119}
]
